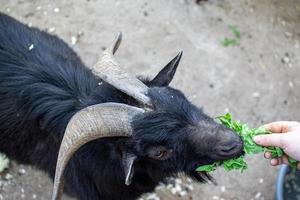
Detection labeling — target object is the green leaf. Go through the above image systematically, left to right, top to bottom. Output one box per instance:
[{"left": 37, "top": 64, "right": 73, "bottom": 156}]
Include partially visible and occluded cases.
[
  {"left": 288, "top": 157, "right": 298, "bottom": 168},
  {"left": 196, "top": 164, "right": 217, "bottom": 172}
]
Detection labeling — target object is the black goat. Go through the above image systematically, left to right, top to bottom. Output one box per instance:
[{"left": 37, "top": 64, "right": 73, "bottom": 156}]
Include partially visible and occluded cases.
[{"left": 0, "top": 13, "right": 243, "bottom": 200}]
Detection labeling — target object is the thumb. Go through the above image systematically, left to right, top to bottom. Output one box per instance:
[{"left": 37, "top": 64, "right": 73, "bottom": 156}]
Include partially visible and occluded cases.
[{"left": 253, "top": 134, "right": 284, "bottom": 148}]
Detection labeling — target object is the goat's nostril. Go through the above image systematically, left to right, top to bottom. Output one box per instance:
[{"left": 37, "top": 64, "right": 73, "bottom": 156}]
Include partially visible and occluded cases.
[
  {"left": 216, "top": 142, "right": 243, "bottom": 157},
  {"left": 220, "top": 145, "right": 236, "bottom": 153}
]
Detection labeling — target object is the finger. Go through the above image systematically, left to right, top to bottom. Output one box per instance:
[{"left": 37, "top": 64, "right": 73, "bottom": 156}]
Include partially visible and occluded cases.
[
  {"left": 264, "top": 121, "right": 299, "bottom": 133},
  {"left": 253, "top": 134, "right": 284, "bottom": 148},
  {"left": 264, "top": 152, "right": 272, "bottom": 159},
  {"left": 282, "top": 155, "right": 289, "bottom": 165},
  {"left": 270, "top": 158, "right": 279, "bottom": 166},
  {"left": 297, "top": 162, "right": 300, "bottom": 170}
]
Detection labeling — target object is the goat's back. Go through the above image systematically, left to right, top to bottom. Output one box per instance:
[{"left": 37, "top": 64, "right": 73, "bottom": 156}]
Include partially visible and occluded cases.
[{"left": 0, "top": 13, "right": 103, "bottom": 168}]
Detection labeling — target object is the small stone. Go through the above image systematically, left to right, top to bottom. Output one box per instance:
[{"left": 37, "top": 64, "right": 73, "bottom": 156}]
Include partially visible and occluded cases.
[
  {"left": 36, "top": 6, "right": 42, "bottom": 10},
  {"left": 54, "top": 7, "right": 60, "bottom": 13},
  {"left": 28, "top": 22, "right": 32, "bottom": 27},
  {"left": 48, "top": 27, "right": 56, "bottom": 33},
  {"left": 71, "top": 36, "right": 77, "bottom": 45},
  {"left": 282, "top": 56, "right": 290, "bottom": 64},
  {"left": 289, "top": 82, "right": 294, "bottom": 87},
  {"left": 18, "top": 168, "right": 26, "bottom": 175},
  {"left": 5, "top": 173, "right": 13, "bottom": 180},
  {"left": 175, "top": 178, "right": 182, "bottom": 184},
  {"left": 259, "top": 178, "right": 264, "bottom": 183},
  {"left": 166, "top": 184, "right": 173, "bottom": 190},
  {"left": 186, "top": 184, "right": 194, "bottom": 191},
  {"left": 221, "top": 186, "right": 226, "bottom": 192},
  {"left": 170, "top": 187, "right": 177, "bottom": 194},
  {"left": 178, "top": 190, "right": 187, "bottom": 197},
  {"left": 255, "top": 192, "right": 261, "bottom": 199},
  {"left": 32, "top": 194, "right": 37, "bottom": 199},
  {"left": 212, "top": 196, "right": 220, "bottom": 200}
]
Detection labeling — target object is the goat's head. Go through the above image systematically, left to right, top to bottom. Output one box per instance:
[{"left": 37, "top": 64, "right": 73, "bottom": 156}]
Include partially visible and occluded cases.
[{"left": 51, "top": 33, "right": 243, "bottom": 200}]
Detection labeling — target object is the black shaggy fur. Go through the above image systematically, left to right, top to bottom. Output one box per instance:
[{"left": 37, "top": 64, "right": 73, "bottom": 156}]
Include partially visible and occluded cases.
[{"left": 0, "top": 13, "right": 243, "bottom": 200}]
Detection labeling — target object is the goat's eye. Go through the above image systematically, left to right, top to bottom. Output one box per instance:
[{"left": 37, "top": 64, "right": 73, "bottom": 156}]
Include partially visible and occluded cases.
[
  {"left": 147, "top": 146, "right": 172, "bottom": 160},
  {"left": 155, "top": 150, "right": 166, "bottom": 158}
]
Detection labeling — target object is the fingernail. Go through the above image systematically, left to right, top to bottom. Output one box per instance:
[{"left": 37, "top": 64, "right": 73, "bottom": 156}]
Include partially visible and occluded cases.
[{"left": 253, "top": 136, "right": 261, "bottom": 144}]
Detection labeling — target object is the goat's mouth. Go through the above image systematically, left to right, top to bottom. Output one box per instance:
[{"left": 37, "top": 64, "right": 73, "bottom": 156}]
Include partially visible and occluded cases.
[{"left": 210, "top": 141, "right": 244, "bottom": 162}]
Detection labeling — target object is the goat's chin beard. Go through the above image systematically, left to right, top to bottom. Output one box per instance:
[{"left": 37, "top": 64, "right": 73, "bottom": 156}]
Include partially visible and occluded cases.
[{"left": 187, "top": 170, "right": 214, "bottom": 183}]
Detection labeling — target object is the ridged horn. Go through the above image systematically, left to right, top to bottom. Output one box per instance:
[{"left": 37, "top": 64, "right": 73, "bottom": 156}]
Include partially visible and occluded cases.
[
  {"left": 91, "top": 33, "right": 152, "bottom": 107},
  {"left": 51, "top": 103, "right": 144, "bottom": 200}
]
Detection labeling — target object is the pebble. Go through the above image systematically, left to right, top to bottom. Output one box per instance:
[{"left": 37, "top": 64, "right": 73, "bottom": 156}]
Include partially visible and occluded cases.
[
  {"left": 54, "top": 8, "right": 60, "bottom": 13},
  {"left": 48, "top": 27, "right": 56, "bottom": 33},
  {"left": 71, "top": 36, "right": 78, "bottom": 45},
  {"left": 281, "top": 56, "right": 290, "bottom": 64},
  {"left": 18, "top": 168, "right": 26, "bottom": 175},
  {"left": 4, "top": 173, "right": 13, "bottom": 180},
  {"left": 164, "top": 177, "right": 193, "bottom": 197},
  {"left": 259, "top": 178, "right": 264, "bottom": 183},
  {"left": 178, "top": 190, "right": 187, "bottom": 197},
  {"left": 255, "top": 192, "right": 261, "bottom": 199},
  {"left": 32, "top": 194, "right": 37, "bottom": 199}
]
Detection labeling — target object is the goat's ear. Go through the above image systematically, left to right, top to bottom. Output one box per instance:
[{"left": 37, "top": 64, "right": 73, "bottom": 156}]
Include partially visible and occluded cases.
[
  {"left": 150, "top": 51, "right": 182, "bottom": 87},
  {"left": 122, "top": 151, "right": 137, "bottom": 186}
]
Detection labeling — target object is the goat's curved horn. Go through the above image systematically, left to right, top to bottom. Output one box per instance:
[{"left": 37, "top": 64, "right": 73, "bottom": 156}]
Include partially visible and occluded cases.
[
  {"left": 92, "top": 33, "right": 152, "bottom": 107},
  {"left": 51, "top": 103, "right": 144, "bottom": 200}
]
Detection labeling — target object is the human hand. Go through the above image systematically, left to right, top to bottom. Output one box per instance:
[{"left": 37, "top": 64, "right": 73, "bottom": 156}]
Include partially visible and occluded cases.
[{"left": 253, "top": 121, "right": 300, "bottom": 169}]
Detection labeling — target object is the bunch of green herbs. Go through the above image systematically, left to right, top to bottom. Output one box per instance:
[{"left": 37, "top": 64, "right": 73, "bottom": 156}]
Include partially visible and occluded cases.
[{"left": 196, "top": 113, "right": 297, "bottom": 172}]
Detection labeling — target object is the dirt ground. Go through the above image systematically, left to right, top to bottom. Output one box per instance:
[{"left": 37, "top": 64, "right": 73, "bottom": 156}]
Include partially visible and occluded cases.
[{"left": 0, "top": 0, "right": 300, "bottom": 199}]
